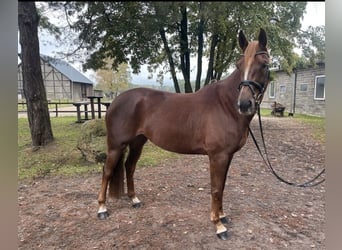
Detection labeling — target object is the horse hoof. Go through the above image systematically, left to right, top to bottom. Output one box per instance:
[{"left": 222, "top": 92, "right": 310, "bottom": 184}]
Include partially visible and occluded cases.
[
  {"left": 132, "top": 202, "right": 142, "bottom": 208},
  {"left": 97, "top": 211, "right": 109, "bottom": 220},
  {"left": 220, "top": 216, "right": 229, "bottom": 224},
  {"left": 216, "top": 231, "right": 229, "bottom": 240}
]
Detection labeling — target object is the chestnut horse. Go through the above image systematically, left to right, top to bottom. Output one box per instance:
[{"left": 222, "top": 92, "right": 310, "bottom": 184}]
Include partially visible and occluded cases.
[{"left": 97, "top": 28, "right": 270, "bottom": 240}]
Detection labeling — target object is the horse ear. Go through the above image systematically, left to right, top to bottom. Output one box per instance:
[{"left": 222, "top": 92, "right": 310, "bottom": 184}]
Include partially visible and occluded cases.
[
  {"left": 258, "top": 28, "right": 267, "bottom": 48},
  {"left": 238, "top": 30, "right": 248, "bottom": 52}
]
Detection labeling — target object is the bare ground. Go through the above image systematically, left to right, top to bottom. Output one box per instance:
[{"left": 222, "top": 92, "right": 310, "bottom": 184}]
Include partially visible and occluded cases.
[{"left": 18, "top": 116, "right": 325, "bottom": 250}]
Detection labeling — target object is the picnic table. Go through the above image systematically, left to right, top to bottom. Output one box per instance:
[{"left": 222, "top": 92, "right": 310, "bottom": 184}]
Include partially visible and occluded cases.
[
  {"left": 87, "top": 96, "right": 103, "bottom": 119},
  {"left": 72, "top": 97, "right": 112, "bottom": 123},
  {"left": 72, "top": 101, "right": 90, "bottom": 123},
  {"left": 101, "top": 102, "right": 111, "bottom": 111}
]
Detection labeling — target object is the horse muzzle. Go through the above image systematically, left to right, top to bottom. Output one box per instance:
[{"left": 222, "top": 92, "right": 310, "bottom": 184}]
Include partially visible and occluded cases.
[{"left": 238, "top": 98, "right": 256, "bottom": 115}]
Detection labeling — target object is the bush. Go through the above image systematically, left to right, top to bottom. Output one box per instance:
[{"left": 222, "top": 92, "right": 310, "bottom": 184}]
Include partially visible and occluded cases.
[{"left": 77, "top": 119, "right": 107, "bottom": 163}]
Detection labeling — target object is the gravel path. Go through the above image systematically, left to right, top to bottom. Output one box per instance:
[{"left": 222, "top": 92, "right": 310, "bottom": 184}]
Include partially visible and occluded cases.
[{"left": 18, "top": 116, "right": 325, "bottom": 249}]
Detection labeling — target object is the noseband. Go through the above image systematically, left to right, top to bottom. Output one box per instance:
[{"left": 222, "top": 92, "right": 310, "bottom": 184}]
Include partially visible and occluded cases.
[{"left": 238, "top": 51, "right": 270, "bottom": 105}]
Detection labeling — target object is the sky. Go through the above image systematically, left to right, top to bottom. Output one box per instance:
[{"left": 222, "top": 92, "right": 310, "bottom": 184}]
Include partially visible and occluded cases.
[
  {"left": 301, "top": 1, "right": 325, "bottom": 30},
  {"left": 19, "top": 2, "right": 325, "bottom": 86}
]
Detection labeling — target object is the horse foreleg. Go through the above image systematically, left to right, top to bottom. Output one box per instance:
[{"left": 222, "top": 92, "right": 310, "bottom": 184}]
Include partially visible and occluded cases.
[
  {"left": 125, "top": 135, "right": 147, "bottom": 208},
  {"left": 97, "top": 149, "right": 123, "bottom": 219},
  {"left": 209, "top": 153, "right": 232, "bottom": 240}
]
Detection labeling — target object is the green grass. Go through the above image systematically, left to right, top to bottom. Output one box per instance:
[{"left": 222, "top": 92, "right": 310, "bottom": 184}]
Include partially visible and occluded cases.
[
  {"left": 260, "top": 108, "right": 325, "bottom": 143},
  {"left": 291, "top": 113, "right": 325, "bottom": 143},
  {"left": 18, "top": 117, "right": 178, "bottom": 180},
  {"left": 18, "top": 117, "right": 97, "bottom": 180}
]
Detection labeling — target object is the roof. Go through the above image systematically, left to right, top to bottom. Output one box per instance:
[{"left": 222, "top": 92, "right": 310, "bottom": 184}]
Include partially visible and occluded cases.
[{"left": 40, "top": 54, "right": 93, "bottom": 85}]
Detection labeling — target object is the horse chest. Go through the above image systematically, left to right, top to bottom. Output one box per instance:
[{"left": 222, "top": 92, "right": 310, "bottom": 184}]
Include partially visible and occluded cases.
[{"left": 237, "top": 128, "right": 249, "bottom": 150}]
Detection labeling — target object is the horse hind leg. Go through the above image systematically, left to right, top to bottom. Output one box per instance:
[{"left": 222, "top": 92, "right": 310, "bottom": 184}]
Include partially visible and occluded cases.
[
  {"left": 125, "top": 135, "right": 147, "bottom": 208},
  {"left": 97, "top": 148, "right": 125, "bottom": 219}
]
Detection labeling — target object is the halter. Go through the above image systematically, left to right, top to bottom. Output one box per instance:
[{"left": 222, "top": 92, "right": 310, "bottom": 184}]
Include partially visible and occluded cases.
[
  {"left": 238, "top": 51, "right": 270, "bottom": 105},
  {"left": 239, "top": 51, "right": 325, "bottom": 187}
]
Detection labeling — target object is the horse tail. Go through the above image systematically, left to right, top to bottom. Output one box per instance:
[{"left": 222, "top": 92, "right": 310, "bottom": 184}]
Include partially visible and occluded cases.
[{"left": 108, "top": 152, "right": 126, "bottom": 199}]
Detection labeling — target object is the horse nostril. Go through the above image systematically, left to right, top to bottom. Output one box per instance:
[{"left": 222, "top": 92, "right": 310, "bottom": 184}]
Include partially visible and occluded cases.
[{"left": 239, "top": 100, "right": 252, "bottom": 112}]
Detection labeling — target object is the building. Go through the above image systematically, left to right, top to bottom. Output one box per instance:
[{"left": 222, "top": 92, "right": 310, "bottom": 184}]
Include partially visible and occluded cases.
[
  {"left": 18, "top": 54, "right": 94, "bottom": 101},
  {"left": 261, "top": 63, "right": 325, "bottom": 117}
]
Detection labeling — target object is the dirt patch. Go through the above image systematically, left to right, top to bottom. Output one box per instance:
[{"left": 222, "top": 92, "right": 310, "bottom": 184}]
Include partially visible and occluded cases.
[{"left": 18, "top": 117, "right": 325, "bottom": 249}]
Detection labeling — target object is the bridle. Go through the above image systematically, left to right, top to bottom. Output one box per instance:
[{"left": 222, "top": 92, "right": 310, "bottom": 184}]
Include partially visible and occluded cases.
[
  {"left": 237, "top": 50, "right": 325, "bottom": 187},
  {"left": 239, "top": 50, "right": 325, "bottom": 187},
  {"left": 238, "top": 51, "right": 270, "bottom": 105}
]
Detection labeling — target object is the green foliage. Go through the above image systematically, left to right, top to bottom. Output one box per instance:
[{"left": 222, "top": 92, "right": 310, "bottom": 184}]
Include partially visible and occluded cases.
[
  {"left": 47, "top": 2, "right": 308, "bottom": 92},
  {"left": 295, "top": 25, "right": 325, "bottom": 69},
  {"left": 95, "top": 59, "right": 131, "bottom": 96}
]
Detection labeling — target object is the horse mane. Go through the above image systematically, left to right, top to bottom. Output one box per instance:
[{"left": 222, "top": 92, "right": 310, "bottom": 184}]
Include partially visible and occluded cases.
[{"left": 198, "top": 69, "right": 240, "bottom": 91}]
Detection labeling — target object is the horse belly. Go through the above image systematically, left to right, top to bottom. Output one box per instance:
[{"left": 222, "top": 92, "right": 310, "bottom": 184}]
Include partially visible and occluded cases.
[
  {"left": 142, "top": 121, "right": 206, "bottom": 155},
  {"left": 152, "top": 139, "right": 206, "bottom": 155},
  {"left": 155, "top": 140, "right": 206, "bottom": 155}
]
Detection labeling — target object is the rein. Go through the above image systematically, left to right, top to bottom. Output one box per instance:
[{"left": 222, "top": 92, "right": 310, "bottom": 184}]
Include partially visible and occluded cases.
[
  {"left": 238, "top": 49, "right": 325, "bottom": 187},
  {"left": 248, "top": 105, "right": 325, "bottom": 187}
]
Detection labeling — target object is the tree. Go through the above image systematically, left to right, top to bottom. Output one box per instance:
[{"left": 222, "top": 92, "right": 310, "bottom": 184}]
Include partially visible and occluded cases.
[
  {"left": 18, "top": 2, "right": 54, "bottom": 147},
  {"left": 48, "top": 2, "right": 307, "bottom": 93},
  {"left": 296, "top": 25, "right": 325, "bottom": 68},
  {"left": 95, "top": 59, "right": 130, "bottom": 97}
]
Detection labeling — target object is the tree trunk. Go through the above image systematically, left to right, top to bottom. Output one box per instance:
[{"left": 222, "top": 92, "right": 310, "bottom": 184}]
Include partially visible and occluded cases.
[
  {"left": 18, "top": 2, "right": 54, "bottom": 147},
  {"left": 195, "top": 2, "right": 205, "bottom": 92},
  {"left": 179, "top": 4, "right": 192, "bottom": 93},
  {"left": 159, "top": 28, "right": 181, "bottom": 93},
  {"left": 204, "top": 33, "right": 219, "bottom": 85}
]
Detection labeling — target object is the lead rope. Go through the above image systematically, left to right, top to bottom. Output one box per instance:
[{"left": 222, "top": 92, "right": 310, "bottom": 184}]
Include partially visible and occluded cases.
[{"left": 248, "top": 105, "right": 325, "bottom": 187}]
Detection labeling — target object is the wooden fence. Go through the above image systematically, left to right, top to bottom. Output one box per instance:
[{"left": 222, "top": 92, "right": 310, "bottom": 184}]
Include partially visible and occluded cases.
[{"left": 18, "top": 100, "right": 112, "bottom": 123}]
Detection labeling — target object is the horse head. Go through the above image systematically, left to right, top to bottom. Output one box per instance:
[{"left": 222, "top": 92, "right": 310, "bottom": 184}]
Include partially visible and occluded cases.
[{"left": 237, "top": 28, "right": 270, "bottom": 115}]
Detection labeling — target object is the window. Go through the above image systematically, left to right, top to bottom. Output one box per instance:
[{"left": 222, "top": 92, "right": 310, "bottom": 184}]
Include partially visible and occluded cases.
[
  {"left": 314, "top": 75, "right": 325, "bottom": 100},
  {"left": 269, "top": 81, "right": 275, "bottom": 98},
  {"left": 300, "top": 83, "right": 307, "bottom": 91},
  {"left": 81, "top": 84, "right": 87, "bottom": 98},
  {"left": 279, "top": 85, "right": 286, "bottom": 93}
]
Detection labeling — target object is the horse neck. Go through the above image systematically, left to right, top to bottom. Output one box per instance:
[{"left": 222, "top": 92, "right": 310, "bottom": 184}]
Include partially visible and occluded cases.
[
  {"left": 218, "top": 69, "right": 241, "bottom": 104},
  {"left": 224, "top": 69, "right": 241, "bottom": 92}
]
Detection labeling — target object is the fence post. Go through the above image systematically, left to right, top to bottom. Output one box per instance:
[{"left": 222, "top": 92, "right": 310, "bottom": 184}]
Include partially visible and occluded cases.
[{"left": 55, "top": 103, "right": 58, "bottom": 117}]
